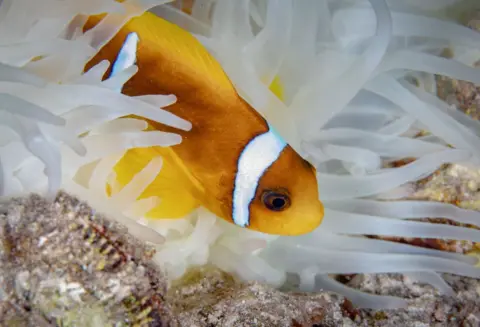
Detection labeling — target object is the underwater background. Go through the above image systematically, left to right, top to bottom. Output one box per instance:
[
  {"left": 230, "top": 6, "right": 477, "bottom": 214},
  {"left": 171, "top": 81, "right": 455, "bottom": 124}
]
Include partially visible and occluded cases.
[{"left": 1, "top": 0, "right": 480, "bottom": 326}]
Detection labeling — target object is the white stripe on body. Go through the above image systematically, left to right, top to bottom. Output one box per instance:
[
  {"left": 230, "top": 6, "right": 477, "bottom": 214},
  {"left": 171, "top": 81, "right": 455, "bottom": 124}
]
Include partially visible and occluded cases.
[
  {"left": 111, "top": 32, "right": 139, "bottom": 77},
  {"left": 232, "top": 124, "right": 287, "bottom": 227}
]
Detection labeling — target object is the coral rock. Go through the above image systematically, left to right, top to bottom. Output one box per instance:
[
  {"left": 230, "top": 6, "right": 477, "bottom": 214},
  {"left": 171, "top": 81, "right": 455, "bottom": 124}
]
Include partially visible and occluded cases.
[
  {"left": 0, "top": 191, "right": 175, "bottom": 327},
  {"left": 167, "top": 266, "right": 354, "bottom": 327}
]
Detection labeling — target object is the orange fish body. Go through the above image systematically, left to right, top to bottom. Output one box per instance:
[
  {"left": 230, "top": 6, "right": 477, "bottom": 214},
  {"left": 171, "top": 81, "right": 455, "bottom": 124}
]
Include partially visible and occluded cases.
[{"left": 84, "top": 12, "right": 324, "bottom": 235}]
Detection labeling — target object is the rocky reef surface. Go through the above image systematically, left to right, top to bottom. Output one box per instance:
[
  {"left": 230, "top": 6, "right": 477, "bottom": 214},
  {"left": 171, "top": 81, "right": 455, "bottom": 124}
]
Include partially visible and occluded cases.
[
  {"left": 0, "top": 191, "right": 479, "bottom": 327},
  {"left": 0, "top": 192, "right": 175, "bottom": 327}
]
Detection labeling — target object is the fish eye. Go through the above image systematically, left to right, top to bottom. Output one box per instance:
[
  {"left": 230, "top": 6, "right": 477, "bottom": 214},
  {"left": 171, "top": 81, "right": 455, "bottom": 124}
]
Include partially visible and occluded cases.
[{"left": 261, "top": 190, "right": 290, "bottom": 211}]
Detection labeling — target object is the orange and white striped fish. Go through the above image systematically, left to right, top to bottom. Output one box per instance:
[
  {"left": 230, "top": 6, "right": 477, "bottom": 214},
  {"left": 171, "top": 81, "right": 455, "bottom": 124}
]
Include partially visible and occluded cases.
[{"left": 84, "top": 11, "right": 324, "bottom": 235}]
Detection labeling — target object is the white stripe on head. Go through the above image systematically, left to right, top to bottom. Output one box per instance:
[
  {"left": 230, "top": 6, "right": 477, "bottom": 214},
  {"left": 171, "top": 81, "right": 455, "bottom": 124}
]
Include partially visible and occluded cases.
[
  {"left": 111, "top": 32, "right": 139, "bottom": 77},
  {"left": 232, "top": 124, "right": 287, "bottom": 227}
]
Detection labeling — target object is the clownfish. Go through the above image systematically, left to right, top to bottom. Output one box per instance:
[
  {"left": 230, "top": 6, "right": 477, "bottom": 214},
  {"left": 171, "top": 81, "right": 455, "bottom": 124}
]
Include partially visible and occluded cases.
[{"left": 84, "top": 11, "right": 324, "bottom": 236}]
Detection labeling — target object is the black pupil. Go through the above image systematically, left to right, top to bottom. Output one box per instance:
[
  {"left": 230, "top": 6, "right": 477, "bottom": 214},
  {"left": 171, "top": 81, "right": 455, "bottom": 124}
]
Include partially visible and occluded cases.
[
  {"left": 262, "top": 191, "right": 289, "bottom": 211},
  {"left": 272, "top": 197, "right": 285, "bottom": 209}
]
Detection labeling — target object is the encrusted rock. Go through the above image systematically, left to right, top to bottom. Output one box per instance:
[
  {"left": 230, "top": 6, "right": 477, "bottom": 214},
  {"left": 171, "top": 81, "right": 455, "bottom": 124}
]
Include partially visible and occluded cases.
[
  {"left": 0, "top": 191, "right": 175, "bottom": 327},
  {"left": 167, "top": 266, "right": 354, "bottom": 327},
  {"left": 166, "top": 267, "right": 480, "bottom": 326},
  {"left": 347, "top": 273, "right": 480, "bottom": 326}
]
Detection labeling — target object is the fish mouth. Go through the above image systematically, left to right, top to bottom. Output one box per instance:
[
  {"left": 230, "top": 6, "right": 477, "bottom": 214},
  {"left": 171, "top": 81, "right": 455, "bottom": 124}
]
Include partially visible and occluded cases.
[
  {"left": 286, "top": 205, "right": 325, "bottom": 236},
  {"left": 250, "top": 210, "right": 324, "bottom": 236}
]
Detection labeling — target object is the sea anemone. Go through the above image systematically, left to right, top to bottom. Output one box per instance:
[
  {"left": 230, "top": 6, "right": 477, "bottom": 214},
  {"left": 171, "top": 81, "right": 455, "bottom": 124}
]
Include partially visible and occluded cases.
[{"left": 1, "top": 0, "right": 480, "bottom": 310}]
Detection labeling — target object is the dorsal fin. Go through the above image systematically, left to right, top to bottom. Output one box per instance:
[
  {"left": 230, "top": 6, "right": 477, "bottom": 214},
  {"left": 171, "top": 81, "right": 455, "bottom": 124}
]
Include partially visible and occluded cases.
[
  {"left": 84, "top": 11, "right": 235, "bottom": 93},
  {"left": 129, "top": 12, "right": 234, "bottom": 91}
]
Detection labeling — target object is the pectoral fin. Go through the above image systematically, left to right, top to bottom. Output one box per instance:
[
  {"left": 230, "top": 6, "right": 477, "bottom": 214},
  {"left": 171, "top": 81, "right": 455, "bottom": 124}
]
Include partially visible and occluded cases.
[{"left": 112, "top": 146, "right": 200, "bottom": 219}]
